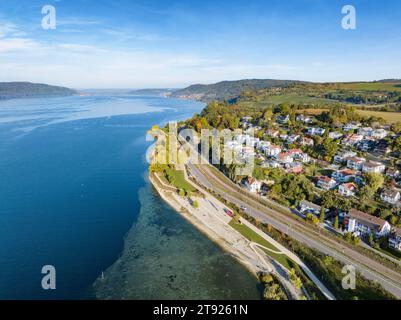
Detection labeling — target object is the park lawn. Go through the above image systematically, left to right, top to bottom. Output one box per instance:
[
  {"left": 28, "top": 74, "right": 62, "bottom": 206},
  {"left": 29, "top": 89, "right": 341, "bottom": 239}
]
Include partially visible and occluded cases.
[
  {"left": 164, "top": 168, "right": 197, "bottom": 192},
  {"left": 229, "top": 220, "right": 294, "bottom": 270}
]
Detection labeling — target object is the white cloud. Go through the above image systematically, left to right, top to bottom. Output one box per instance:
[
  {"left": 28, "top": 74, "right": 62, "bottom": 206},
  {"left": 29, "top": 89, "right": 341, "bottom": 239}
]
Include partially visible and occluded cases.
[{"left": 0, "top": 38, "right": 40, "bottom": 53}]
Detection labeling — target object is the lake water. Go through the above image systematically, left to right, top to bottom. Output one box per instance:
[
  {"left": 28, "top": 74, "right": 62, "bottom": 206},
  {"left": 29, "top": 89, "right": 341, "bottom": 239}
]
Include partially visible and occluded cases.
[{"left": 0, "top": 94, "right": 261, "bottom": 300}]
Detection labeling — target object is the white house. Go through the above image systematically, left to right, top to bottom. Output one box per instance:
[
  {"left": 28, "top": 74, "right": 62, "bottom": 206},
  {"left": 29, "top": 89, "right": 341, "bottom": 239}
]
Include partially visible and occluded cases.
[
  {"left": 343, "top": 123, "right": 361, "bottom": 132},
  {"left": 308, "top": 127, "right": 326, "bottom": 136},
  {"left": 358, "top": 127, "right": 374, "bottom": 137},
  {"left": 372, "top": 129, "right": 388, "bottom": 139},
  {"left": 329, "top": 131, "right": 343, "bottom": 140},
  {"left": 342, "top": 134, "right": 363, "bottom": 146},
  {"left": 266, "top": 145, "right": 282, "bottom": 157},
  {"left": 334, "top": 150, "right": 356, "bottom": 164},
  {"left": 277, "top": 152, "right": 294, "bottom": 164},
  {"left": 346, "top": 157, "right": 366, "bottom": 171},
  {"left": 362, "top": 161, "right": 386, "bottom": 174},
  {"left": 332, "top": 169, "right": 355, "bottom": 183},
  {"left": 317, "top": 176, "right": 337, "bottom": 190},
  {"left": 243, "top": 177, "right": 262, "bottom": 193},
  {"left": 339, "top": 183, "right": 357, "bottom": 197},
  {"left": 381, "top": 189, "right": 401, "bottom": 205},
  {"left": 299, "top": 200, "right": 325, "bottom": 216},
  {"left": 346, "top": 208, "right": 391, "bottom": 238},
  {"left": 389, "top": 228, "right": 401, "bottom": 251}
]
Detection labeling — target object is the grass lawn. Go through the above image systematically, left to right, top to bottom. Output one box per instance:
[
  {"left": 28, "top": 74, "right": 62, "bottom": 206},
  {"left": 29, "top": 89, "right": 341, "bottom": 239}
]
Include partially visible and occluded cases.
[
  {"left": 164, "top": 168, "right": 197, "bottom": 192},
  {"left": 229, "top": 220, "right": 295, "bottom": 270}
]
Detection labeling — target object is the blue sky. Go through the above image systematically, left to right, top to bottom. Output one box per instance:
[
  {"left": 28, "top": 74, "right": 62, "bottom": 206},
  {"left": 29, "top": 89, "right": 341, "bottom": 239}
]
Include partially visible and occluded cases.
[{"left": 0, "top": 0, "right": 400, "bottom": 88}]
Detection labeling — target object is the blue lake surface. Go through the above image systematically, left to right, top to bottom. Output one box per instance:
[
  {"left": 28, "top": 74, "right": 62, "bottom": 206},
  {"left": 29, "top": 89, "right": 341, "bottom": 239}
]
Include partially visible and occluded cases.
[{"left": 0, "top": 95, "right": 261, "bottom": 300}]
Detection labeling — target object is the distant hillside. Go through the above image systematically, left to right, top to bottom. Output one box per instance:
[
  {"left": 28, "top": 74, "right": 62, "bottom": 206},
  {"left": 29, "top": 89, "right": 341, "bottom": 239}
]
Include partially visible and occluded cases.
[
  {"left": 170, "top": 79, "right": 307, "bottom": 102},
  {"left": 0, "top": 82, "right": 76, "bottom": 100},
  {"left": 129, "top": 88, "right": 176, "bottom": 97}
]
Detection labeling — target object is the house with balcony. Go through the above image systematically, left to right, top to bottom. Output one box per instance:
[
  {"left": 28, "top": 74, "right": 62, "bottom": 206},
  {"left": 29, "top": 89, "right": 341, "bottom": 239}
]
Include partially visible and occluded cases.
[
  {"left": 342, "top": 134, "right": 364, "bottom": 146},
  {"left": 334, "top": 150, "right": 357, "bottom": 164},
  {"left": 346, "top": 157, "right": 366, "bottom": 171},
  {"left": 362, "top": 161, "right": 386, "bottom": 174},
  {"left": 332, "top": 169, "right": 356, "bottom": 183},
  {"left": 317, "top": 176, "right": 337, "bottom": 190},
  {"left": 339, "top": 183, "right": 357, "bottom": 197},
  {"left": 380, "top": 189, "right": 401, "bottom": 205},
  {"left": 345, "top": 209, "right": 391, "bottom": 238},
  {"left": 389, "top": 228, "right": 401, "bottom": 251}
]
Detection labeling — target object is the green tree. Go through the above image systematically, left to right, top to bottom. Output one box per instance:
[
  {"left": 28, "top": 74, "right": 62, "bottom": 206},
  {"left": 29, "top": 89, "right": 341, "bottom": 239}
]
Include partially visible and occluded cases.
[
  {"left": 365, "top": 173, "right": 384, "bottom": 193},
  {"left": 179, "top": 189, "right": 185, "bottom": 197},
  {"left": 193, "top": 200, "right": 199, "bottom": 209},
  {"left": 320, "top": 207, "right": 326, "bottom": 222},
  {"left": 333, "top": 215, "right": 339, "bottom": 230}
]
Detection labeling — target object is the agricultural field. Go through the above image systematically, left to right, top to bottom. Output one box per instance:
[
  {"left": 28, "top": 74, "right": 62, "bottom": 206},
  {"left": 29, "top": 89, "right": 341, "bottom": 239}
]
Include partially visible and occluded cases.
[{"left": 334, "top": 82, "right": 401, "bottom": 92}]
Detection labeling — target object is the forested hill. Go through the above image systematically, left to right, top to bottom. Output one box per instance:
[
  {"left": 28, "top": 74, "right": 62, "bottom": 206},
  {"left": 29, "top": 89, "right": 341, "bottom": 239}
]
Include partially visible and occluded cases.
[
  {"left": 170, "top": 79, "right": 307, "bottom": 102},
  {"left": 0, "top": 82, "right": 77, "bottom": 100}
]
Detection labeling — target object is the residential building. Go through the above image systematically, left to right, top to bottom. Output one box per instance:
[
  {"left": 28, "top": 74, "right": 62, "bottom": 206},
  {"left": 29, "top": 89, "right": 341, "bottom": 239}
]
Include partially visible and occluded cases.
[
  {"left": 277, "top": 114, "right": 290, "bottom": 124},
  {"left": 343, "top": 123, "right": 361, "bottom": 132},
  {"left": 308, "top": 127, "right": 326, "bottom": 136},
  {"left": 358, "top": 127, "right": 374, "bottom": 137},
  {"left": 266, "top": 129, "right": 279, "bottom": 138},
  {"left": 372, "top": 129, "right": 388, "bottom": 139},
  {"left": 329, "top": 131, "right": 343, "bottom": 140},
  {"left": 287, "top": 134, "right": 300, "bottom": 143},
  {"left": 342, "top": 134, "right": 363, "bottom": 146},
  {"left": 300, "top": 137, "right": 314, "bottom": 147},
  {"left": 265, "top": 145, "right": 282, "bottom": 157},
  {"left": 334, "top": 150, "right": 356, "bottom": 164},
  {"left": 277, "top": 152, "right": 293, "bottom": 164},
  {"left": 346, "top": 157, "right": 366, "bottom": 171},
  {"left": 362, "top": 161, "right": 386, "bottom": 174},
  {"left": 286, "top": 162, "right": 303, "bottom": 174},
  {"left": 386, "top": 168, "right": 400, "bottom": 179},
  {"left": 332, "top": 169, "right": 356, "bottom": 183},
  {"left": 243, "top": 176, "right": 262, "bottom": 193},
  {"left": 317, "top": 176, "right": 337, "bottom": 190},
  {"left": 339, "top": 183, "right": 357, "bottom": 197},
  {"left": 381, "top": 189, "right": 401, "bottom": 205},
  {"left": 299, "top": 200, "right": 325, "bottom": 216},
  {"left": 345, "top": 209, "right": 391, "bottom": 238},
  {"left": 389, "top": 228, "right": 401, "bottom": 251}
]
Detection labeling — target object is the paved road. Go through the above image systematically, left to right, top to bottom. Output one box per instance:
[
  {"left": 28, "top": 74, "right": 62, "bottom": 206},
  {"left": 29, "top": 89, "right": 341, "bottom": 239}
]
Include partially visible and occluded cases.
[{"left": 187, "top": 163, "right": 401, "bottom": 299}]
